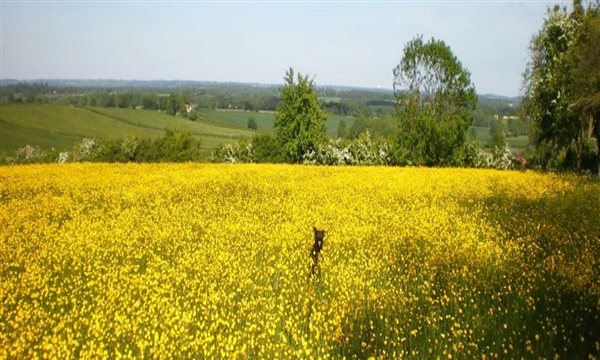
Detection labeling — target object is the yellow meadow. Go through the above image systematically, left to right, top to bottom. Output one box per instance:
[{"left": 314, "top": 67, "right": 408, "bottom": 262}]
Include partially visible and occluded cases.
[{"left": 1, "top": 164, "right": 598, "bottom": 358}]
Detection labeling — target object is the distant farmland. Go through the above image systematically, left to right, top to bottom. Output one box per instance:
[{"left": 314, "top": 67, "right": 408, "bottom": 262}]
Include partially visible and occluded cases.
[
  {"left": 0, "top": 104, "right": 355, "bottom": 154},
  {"left": 0, "top": 104, "right": 525, "bottom": 155},
  {"left": 193, "top": 109, "right": 354, "bottom": 138},
  {"left": 470, "top": 126, "right": 529, "bottom": 150}
]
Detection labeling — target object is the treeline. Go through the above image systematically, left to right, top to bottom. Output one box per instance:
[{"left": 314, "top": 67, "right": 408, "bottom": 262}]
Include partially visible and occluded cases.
[
  {"left": 3, "top": 2, "right": 597, "bottom": 173},
  {"left": 212, "top": 6, "right": 599, "bottom": 175},
  {"left": 211, "top": 67, "right": 522, "bottom": 170},
  {"left": 0, "top": 80, "right": 400, "bottom": 118},
  {"left": 0, "top": 82, "right": 279, "bottom": 110},
  {"left": 2, "top": 131, "right": 204, "bottom": 164}
]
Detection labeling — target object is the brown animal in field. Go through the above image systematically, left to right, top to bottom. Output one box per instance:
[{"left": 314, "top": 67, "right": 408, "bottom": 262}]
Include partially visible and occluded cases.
[{"left": 311, "top": 227, "right": 325, "bottom": 276}]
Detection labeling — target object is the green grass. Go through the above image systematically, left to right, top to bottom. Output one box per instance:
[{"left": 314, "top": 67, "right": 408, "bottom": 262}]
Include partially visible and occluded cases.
[
  {"left": 0, "top": 104, "right": 255, "bottom": 154},
  {"left": 3, "top": 104, "right": 530, "bottom": 156},
  {"left": 0, "top": 105, "right": 356, "bottom": 155},
  {"left": 89, "top": 107, "right": 253, "bottom": 148},
  {"left": 201, "top": 109, "right": 354, "bottom": 138},
  {"left": 202, "top": 109, "right": 276, "bottom": 131},
  {"left": 326, "top": 113, "right": 355, "bottom": 138},
  {"left": 0, "top": 120, "right": 84, "bottom": 152},
  {"left": 470, "top": 126, "right": 529, "bottom": 149},
  {"left": 471, "top": 126, "right": 491, "bottom": 145},
  {"left": 506, "top": 135, "right": 529, "bottom": 148}
]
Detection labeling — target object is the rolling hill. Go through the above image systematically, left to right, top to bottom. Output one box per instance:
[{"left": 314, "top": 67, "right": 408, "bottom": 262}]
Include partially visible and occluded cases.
[
  {"left": 0, "top": 104, "right": 255, "bottom": 154},
  {"left": 0, "top": 104, "right": 355, "bottom": 155}
]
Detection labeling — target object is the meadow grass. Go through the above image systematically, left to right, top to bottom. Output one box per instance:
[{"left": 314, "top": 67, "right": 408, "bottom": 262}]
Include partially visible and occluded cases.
[
  {"left": 0, "top": 104, "right": 255, "bottom": 153},
  {"left": 202, "top": 109, "right": 355, "bottom": 138},
  {"left": 470, "top": 126, "right": 527, "bottom": 150},
  {"left": 506, "top": 135, "right": 529, "bottom": 148},
  {"left": 1, "top": 164, "right": 598, "bottom": 358}
]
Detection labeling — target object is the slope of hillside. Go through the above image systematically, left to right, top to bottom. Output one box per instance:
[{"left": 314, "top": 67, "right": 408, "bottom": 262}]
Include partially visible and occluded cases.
[{"left": 0, "top": 104, "right": 254, "bottom": 153}]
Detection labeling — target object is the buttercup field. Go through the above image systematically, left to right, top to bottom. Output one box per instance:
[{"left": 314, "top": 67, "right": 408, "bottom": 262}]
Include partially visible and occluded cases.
[
  {"left": 2, "top": 1, "right": 600, "bottom": 358},
  {"left": 1, "top": 164, "right": 598, "bottom": 358}
]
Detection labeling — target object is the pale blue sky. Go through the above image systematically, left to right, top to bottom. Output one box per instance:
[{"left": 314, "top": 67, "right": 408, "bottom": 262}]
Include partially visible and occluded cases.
[{"left": 1, "top": 1, "right": 563, "bottom": 96}]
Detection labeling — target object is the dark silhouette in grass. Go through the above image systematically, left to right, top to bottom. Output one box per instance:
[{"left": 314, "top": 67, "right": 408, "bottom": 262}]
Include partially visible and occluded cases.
[{"left": 311, "top": 227, "right": 325, "bottom": 276}]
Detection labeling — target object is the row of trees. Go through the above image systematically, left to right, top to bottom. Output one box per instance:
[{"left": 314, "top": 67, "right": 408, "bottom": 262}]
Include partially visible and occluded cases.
[
  {"left": 217, "top": 0, "right": 598, "bottom": 174},
  {"left": 5, "top": 1, "right": 597, "bottom": 172},
  {"left": 218, "top": 2, "right": 599, "bottom": 173},
  {"left": 236, "top": 36, "right": 479, "bottom": 166},
  {"left": 215, "top": 38, "right": 481, "bottom": 167}
]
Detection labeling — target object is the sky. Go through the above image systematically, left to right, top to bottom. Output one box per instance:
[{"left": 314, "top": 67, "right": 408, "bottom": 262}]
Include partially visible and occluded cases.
[{"left": 0, "top": 1, "right": 565, "bottom": 96}]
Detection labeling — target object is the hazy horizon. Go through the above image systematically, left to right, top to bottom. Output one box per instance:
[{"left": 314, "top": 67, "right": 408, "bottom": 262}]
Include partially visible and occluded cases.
[{"left": 1, "top": 1, "right": 563, "bottom": 97}]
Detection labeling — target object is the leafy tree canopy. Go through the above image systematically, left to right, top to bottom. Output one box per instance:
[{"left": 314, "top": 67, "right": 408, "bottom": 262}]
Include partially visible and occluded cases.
[
  {"left": 523, "top": 1, "right": 600, "bottom": 172},
  {"left": 393, "top": 35, "right": 477, "bottom": 166},
  {"left": 274, "top": 68, "right": 327, "bottom": 163}
]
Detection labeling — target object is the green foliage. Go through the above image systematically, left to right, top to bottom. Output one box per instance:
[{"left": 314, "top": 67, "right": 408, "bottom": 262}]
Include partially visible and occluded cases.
[
  {"left": 523, "top": 3, "right": 600, "bottom": 172},
  {"left": 393, "top": 35, "right": 477, "bottom": 166},
  {"left": 274, "top": 68, "right": 327, "bottom": 163},
  {"left": 141, "top": 95, "right": 159, "bottom": 110},
  {"left": 166, "top": 95, "right": 185, "bottom": 116},
  {"left": 324, "top": 101, "right": 352, "bottom": 116},
  {"left": 0, "top": 104, "right": 254, "bottom": 154},
  {"left": 187, "top": 109, "right": 198, "bottom": 121},
  {"left": 344, "top": 114, "right": 397, "bottom": 140},
  {"left": 348, "top": 116, "right": 368, "bottom": 139},
  {"left": 247, "top": 117, "right": 258, "bottom": 130},
  {"left": 506, "top": 117, "right": 529, "bottom": 137},
  {"left": 336, "top": 120, "right": 347, "bottom": 139},
  {"left": 488, "top": 120, "right": 506, "bottom": 149},
  {"left": 468, "top": 127, "right": 479, "bottom": 145},
  {"left": 2, "top": 129, "right": 204, "bottom": 165},
  {"left": 75, "top": 131, "right": 203, "bottom": 163},
  {"left": 136, "top": 131, "right": 203, "bottom": 162},
  {"left": 302, "top": 131, "right": 392, "bottom": 165},
  {"left": 248, "top": 133, "right": 284, "bottom": 163},
  {"left": 210, "top": 142, "right": 253, "bottom": 164},
  {"left": 2, "top": 145, "right": 58, "bottom": 164}
]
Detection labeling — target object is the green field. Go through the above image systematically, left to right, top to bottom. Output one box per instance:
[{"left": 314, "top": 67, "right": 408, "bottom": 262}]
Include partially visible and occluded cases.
[
  {"left": 0, "top": 104, "right": 254, "bottom": 153},
  {"left": 1, "top": 104, "right": 529, "bottom": 156},
  {"left": 0, "top": 105, "right": 355, "bottom": 155},
  {"left": 201, "top": 109, "right": 276, "bottom": 131},
  {"left": 202, "top": 109, "right": 354, "bottom": 137},
  {"left": 470, "top": 126, "right": 528, "bottom": 149},
  {"left": 506, "top": 135, "right": 529, "bottom": 148}
]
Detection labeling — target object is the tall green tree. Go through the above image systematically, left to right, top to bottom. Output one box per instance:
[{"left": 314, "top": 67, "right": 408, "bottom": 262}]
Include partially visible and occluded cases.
[
  {"left": 523, "top": 1, "right": 599, "bottom": 172},
  {"left": 393, "top": 36, "right": 477, "bottom": 166},
  {"left": 274, "top": 68, "right": 327, "bottom": 162}
]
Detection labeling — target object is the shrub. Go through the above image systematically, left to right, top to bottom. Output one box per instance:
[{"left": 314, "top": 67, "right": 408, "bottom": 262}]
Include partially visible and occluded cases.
[{"left": 7, "top": 145, "right": 47, "bottom": 164}]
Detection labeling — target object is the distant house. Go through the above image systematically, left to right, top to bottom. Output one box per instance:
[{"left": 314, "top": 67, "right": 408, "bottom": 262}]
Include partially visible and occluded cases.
[{"left": 186, "top": 103, "right": 195, "bottom": 113}]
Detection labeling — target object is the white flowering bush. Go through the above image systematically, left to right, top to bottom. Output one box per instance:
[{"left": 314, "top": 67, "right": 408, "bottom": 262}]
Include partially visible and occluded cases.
[
  {"left": 213, "top": 131, "right": 392, "bottom": 166},
  {"left": 303, "top": 131, "right": 392, "bottom": 166},
  {"left": 119, "top": 136, "right": 139, "bottom": 161},
  {"left": 72, "top": 138, "right": 100, "bottom": 162},
  {"left": 211, "top": 142, "right": 253, "bottom": 163},
  {"left": 477, "top": 144, "right": 516, "bottom": 170},
  {"left": 7, "top": 145, "right": 47, "bottom": 164},
  {"left": 58, "top": 152, "right": 70, "bottom": 164}
]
